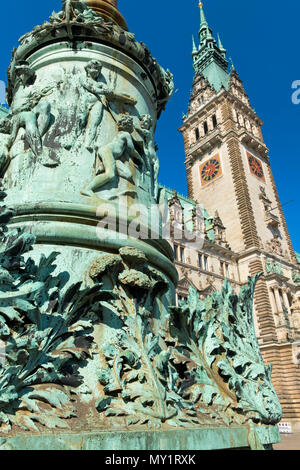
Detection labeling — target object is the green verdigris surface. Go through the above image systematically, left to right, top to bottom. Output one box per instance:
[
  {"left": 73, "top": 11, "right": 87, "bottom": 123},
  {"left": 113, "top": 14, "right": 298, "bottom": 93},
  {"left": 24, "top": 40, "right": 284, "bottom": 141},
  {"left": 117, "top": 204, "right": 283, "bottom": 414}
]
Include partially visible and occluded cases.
[
  {"left": 0, "top": 0, "right": 281, "bottom": 449},
  {"left": 192, "top": 4, "right": 230, "bottom": 93},
  {"left": 0, "top": 194, "right": 281, "bottom": 446},
  {"left": 265, "top": 259, "right": 283, "bottom": 276},
  {"left": 293, "top": 270, "right": 300, "bottom": 284}
]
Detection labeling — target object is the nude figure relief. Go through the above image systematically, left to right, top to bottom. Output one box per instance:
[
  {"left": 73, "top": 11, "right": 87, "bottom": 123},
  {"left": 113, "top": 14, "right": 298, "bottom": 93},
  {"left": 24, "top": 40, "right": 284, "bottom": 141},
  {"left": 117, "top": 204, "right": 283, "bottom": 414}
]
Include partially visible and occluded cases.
[
  {"left": 78, "top": 60, "right": 137, "bottom": 151},
  {"left": 0, "top": 62, "right": 59, "bottom": 171},
  {"left": 81, "top": 114, "right": 144, "bottom": 198}
]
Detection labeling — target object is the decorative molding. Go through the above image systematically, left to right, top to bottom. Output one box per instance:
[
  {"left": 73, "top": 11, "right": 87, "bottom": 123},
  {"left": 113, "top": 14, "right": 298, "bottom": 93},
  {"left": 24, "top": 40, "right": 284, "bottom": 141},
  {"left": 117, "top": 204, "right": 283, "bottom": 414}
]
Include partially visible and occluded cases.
[
  {"left": 222, "top": 118, "right": 260, "bottom": 249},
  {"left": 266, "top": 164, "right": 297, "bottom": 264},
  {"left": 249, "top": 258, "right": 277, "bottom": 344}
]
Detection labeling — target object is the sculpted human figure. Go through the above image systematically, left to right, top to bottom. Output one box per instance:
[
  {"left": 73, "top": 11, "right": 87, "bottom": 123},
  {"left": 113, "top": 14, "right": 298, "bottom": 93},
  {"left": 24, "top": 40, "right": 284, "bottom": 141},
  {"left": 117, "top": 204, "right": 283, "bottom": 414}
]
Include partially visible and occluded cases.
[
  {"left": 62, "top": 0, "right": 94, "bottom": 37},
  {"left": 63, "top": 0, "right": 75, "bottom": 36},
  {"left": 79, "top": 60, "right": 137, "bottom": 150},
  {"left": 6, "top": 63, "right": 54, "bottom": 157},
  {"left": 135, "top": 114, "right": 160, "bottom": 200},
  {"left": 81, "top": 115, "right": 143, "bottom": 197},
  {"left": 265, "top": 259, "right": 274, "bottom": 274}
]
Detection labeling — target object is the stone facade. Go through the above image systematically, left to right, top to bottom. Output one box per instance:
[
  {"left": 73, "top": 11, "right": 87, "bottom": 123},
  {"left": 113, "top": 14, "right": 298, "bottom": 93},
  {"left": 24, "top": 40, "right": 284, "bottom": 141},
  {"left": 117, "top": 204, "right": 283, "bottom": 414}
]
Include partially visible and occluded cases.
[{"left": 172, "top": 5, "right": 300, "bottom": 430}]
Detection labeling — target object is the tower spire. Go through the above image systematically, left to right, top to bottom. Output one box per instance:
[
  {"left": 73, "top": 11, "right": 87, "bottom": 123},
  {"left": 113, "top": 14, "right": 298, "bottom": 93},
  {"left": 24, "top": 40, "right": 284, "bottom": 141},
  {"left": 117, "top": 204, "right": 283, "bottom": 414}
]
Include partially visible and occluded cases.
[
  {"left": 192, "top": 2, "right": 230, "bottom": 92},
  {"left": 198, "top": 2, "right": 213, "bottom": 42},
  {"left": 199, "top": 2, "right": 208, "bottom": 27},
  {"left": 217, "top": 33, "right": 226, "bottom": 54}
]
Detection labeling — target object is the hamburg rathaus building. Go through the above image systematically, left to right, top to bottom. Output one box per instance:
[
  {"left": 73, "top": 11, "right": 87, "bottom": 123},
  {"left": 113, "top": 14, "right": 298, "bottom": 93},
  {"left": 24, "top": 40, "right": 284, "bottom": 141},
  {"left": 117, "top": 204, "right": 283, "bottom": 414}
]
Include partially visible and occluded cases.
[{"left": 165, "top": 3, "right": 300, "bottom": 430}]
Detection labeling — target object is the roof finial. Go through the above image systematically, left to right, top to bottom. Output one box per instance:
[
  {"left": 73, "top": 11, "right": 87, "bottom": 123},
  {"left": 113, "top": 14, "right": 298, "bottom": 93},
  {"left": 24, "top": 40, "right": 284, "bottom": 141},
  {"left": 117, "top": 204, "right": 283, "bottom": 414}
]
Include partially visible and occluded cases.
[
  {"left": 198, "top": 1, "right": 213, "bottom": 42},
  {"left": 199, "top": 2, "right": 208, "bottom": 27},
  {"left": 217, "top": 33, "right": 226, "bottom": 53},
  {"left": 230, "top": 57, "right": 236, "bottom": 72}
]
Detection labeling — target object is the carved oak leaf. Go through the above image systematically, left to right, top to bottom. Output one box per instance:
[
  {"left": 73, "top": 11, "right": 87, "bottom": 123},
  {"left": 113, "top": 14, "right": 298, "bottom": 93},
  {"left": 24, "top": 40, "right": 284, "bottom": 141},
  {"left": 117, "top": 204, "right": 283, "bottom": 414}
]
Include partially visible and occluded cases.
[
  {"left": 0, "top": 193, "right": 105, "bottom": 432},
  {"left": 169, "top": 276, "right": 282, "bottom": 426}
]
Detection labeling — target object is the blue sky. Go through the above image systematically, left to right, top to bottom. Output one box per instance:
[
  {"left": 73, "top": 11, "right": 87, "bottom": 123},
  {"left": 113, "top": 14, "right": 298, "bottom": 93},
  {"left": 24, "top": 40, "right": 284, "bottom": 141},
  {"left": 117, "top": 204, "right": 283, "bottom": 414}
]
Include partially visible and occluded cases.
[{"left": 0, "top": 0, "right": 299, "bottom": 250}]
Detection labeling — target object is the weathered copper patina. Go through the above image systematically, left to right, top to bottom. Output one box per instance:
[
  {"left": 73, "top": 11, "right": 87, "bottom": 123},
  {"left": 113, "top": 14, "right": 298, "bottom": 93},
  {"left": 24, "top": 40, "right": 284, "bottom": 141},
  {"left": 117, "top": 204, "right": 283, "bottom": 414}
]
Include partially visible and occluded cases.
[{"left": 80, "top": 0, "right": 128, "bottom": 29}]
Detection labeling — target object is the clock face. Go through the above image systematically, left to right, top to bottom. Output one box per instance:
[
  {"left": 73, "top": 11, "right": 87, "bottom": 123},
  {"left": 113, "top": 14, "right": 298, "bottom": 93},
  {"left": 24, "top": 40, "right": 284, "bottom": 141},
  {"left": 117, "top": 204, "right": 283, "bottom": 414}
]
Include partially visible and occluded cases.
[
  {"left": 247, "top": 153, "right": 265, "bottom": 181},
  {"left": 200, "top": 155, "right": 222, "bottom": 186}
]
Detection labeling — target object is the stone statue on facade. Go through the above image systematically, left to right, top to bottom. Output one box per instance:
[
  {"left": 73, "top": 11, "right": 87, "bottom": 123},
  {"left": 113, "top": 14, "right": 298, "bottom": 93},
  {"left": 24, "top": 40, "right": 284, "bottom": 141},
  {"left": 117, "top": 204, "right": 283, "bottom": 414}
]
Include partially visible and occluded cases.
[
  {"left": 81, "top": 114, "right": 144, "bottom": 197},
  {"left": 266, "top": 258, "right": 283, "bottom": 276},
  {"left": 292, "top": 270, "right": 300, "bottom": 284}
]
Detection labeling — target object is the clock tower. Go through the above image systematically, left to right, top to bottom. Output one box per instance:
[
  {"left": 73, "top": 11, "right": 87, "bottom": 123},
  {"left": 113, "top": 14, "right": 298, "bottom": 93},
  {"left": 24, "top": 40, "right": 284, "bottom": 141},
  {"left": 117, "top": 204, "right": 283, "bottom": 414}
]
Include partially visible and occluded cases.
[{"left": 179, "top": 3, "right": 300, "bottom": 429}]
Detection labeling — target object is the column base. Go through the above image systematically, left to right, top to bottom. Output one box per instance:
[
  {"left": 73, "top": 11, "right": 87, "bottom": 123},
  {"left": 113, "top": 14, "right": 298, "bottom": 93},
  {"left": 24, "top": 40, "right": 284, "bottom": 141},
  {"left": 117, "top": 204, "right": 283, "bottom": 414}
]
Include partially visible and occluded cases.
[{"left": 0, "top": 426, "right": 281, "bottom": 451}]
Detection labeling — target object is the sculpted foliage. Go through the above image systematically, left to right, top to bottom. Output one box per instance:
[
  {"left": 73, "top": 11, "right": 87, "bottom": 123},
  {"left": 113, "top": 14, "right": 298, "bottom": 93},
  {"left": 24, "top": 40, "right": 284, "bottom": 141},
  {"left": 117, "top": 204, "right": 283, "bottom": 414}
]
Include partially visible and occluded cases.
[
  {"left": 0, "top": 188, "right": 282, "bottom": 434},
  {"left": 0, "top": 191, "right": 101, "bottom": 433},
  {"left": 91, "top": 248, "right": 282, "bottom": 429},
  {"left": 169, "top": 278, "right": 282, "bottom": 426}
]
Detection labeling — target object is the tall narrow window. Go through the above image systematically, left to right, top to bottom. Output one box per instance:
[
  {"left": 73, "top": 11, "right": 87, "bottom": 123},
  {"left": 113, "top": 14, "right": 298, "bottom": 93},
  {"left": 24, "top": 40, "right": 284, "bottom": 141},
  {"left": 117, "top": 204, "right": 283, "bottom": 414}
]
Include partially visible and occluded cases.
[
  {"left": 212, "top": 114, "right": 217, "bottom": 128},
  {"left": 203, "top": 121, "right": 208, "bottom": 135},
  {"left": 195, "top": 127, "right": 200, "bottom": 141},
  {"left": 174, "top": 244, "right": 178, "bottom": 261},
  {"left": 180, "top": 247, "right": 185, "bottom": 264},
  {"left": 198, "top": 253, "right": 202, "bottom": 269},
  {"left": 204, "top": 256, "right": 208, "bottom": 271},
  {"left": 220, "top": 261, "right": 224, "bottom": 276},
  {"left": 225, "top": 263, "right": 229, "bottom": 278}
]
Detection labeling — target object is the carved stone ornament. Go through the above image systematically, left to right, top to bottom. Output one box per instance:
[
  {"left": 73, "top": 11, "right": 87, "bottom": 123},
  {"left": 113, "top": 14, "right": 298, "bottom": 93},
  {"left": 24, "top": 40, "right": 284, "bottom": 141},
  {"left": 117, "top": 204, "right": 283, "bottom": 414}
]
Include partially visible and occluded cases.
[{"left": 267, "top": 237, "right": 284, "bottom": 257}]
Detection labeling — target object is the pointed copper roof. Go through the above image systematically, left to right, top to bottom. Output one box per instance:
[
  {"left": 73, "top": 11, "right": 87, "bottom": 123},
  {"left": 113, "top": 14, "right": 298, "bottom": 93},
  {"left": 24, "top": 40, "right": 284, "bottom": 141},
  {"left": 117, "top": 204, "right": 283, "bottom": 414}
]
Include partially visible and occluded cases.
[{"left": 192, "top": 3, "right": 229, "bottom": 92}]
